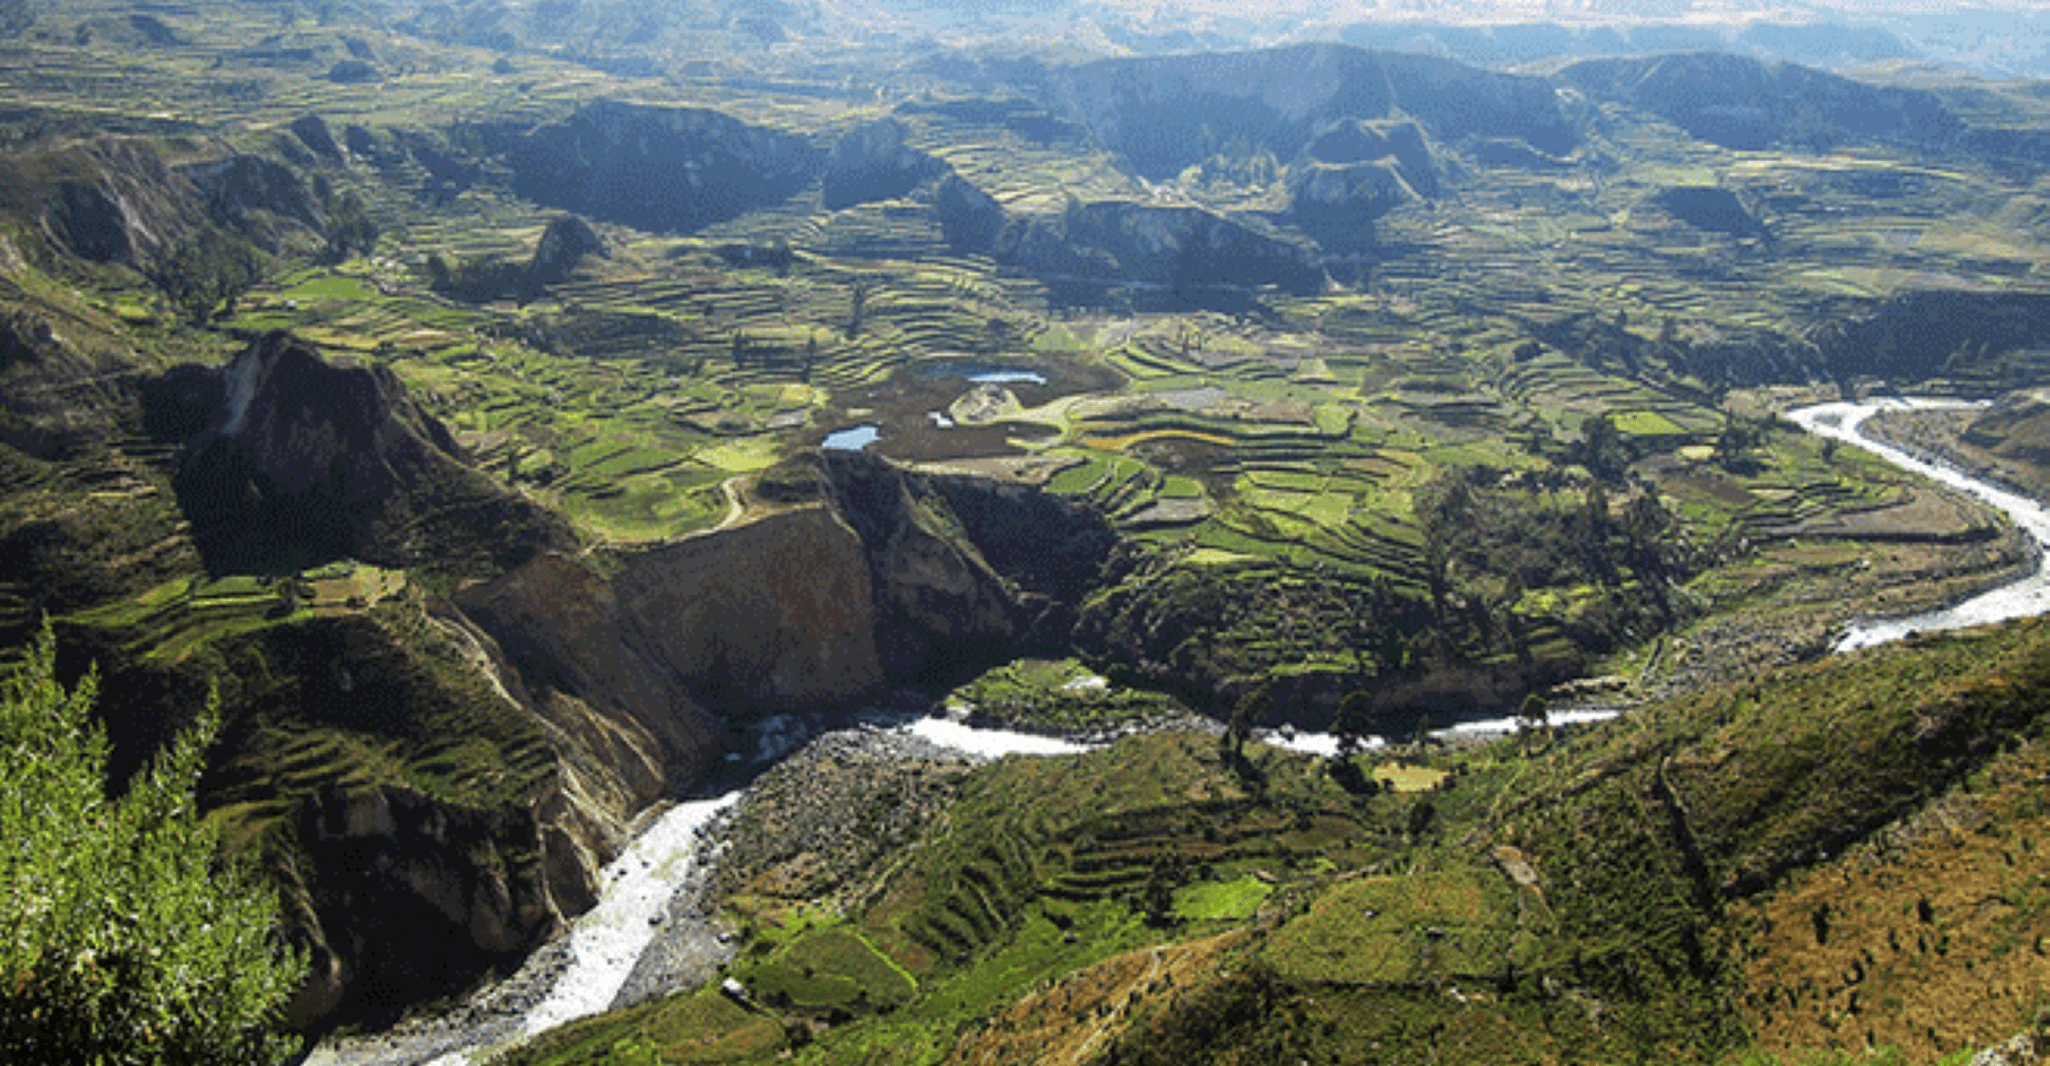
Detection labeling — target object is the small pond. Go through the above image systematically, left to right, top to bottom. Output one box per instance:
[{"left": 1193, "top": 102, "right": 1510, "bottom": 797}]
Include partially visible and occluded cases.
[
  {"left": 915, "top": 362, "right": 1048, "bottom": 387},
  {"left": 821, "top": 424, "right": 881, "bottom": 451}
]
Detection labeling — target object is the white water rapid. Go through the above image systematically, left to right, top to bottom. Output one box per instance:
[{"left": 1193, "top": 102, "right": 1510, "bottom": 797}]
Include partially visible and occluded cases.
[{"left": 515, "top": 793, "right": 741, "bottom": 1040}]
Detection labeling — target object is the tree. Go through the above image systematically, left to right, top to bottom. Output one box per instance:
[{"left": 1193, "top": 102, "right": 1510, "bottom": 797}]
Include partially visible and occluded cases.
[
  {"left": 321, "top": 190, "right": 379, "bottom": 264},
  {"left": 149, "top": 225, "right": 266, "bottom": 326},
  {"left": 846, "top": 276, "right": 876, "bottom": 339},
  {"left": 1575, "top": 412, "right": 1632, "bottom": 482},
  {"left": 1712, "top": 412, "right": 1769, "bottom": 472},
  {"left": 0, "top": 623, "right": 304, "bottom": 1065},
  {"left": 1223, "top": 680, "right": 1270, "bottom": 761},
  {"left": 1333, "top": 691, "right": 1376, "bottom": 758}
]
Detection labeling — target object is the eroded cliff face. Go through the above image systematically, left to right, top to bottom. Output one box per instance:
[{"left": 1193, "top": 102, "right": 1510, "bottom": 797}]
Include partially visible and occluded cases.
[
  {"left": 15, "top": 137, "right": 327, "bottom": 263},
  {"left": 459, "top": 452, "right": 1116, "bottom": 723},
  {"left": 458, "top": 507, "right": 879, "bottom": 728},
  {"left": 58, "top": 593, "right": 669, "bottom": 1033},
  {"left": 268, "top": 603, "right": 679, "bottom": 1031},
  {"left": 281, "top": 781, "right": 557, "bottom": 1027}
]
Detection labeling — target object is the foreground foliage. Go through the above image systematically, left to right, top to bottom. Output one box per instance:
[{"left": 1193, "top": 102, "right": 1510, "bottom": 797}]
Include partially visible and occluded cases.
[{"left": 0, "top": 625, "right": 304, "bottom": 1065}]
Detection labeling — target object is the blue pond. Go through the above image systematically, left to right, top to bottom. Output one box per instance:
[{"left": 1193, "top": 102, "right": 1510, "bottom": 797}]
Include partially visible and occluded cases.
[
  {"left": 918, "top": 363, "right": 1048, "bottom": 386},
  {"left": 966, "top": 369, "right": 1047, "bottom": 385},
  {"left": 821, "top": 424, "right": 881, "bottom": 451}
]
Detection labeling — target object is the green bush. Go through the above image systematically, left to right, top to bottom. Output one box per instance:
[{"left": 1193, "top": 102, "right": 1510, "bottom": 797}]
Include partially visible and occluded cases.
[{"left": 0, "top": 624, "right": 304, "bottom": 1065}]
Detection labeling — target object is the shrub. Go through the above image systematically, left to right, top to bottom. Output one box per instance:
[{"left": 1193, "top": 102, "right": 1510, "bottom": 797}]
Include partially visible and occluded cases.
[{"left": 0, "top": 623, "right": 304, "bottom": 1065}]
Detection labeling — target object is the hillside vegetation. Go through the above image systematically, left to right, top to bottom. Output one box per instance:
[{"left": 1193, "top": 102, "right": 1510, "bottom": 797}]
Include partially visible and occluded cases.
[{"left": 510, "top": 618, "right": 2050, "bottom": 1065}]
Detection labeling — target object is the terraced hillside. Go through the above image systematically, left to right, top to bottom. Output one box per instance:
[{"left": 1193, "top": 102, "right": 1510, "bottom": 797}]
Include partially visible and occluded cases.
[{"left": 3, "top": 0, "right": 2050, "bottom": 1052}]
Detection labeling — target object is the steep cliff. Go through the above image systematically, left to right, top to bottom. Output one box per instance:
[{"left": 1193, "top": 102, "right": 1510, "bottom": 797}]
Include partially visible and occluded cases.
[
  {"left": 822, "top": 118, "right": 947, "bottom": 211},
  {"left": 459, "top": 451, "right": 1116, "bottom": 724},
  {"left": 56, "top": 586, "right": 666, "bottom": 1032}
]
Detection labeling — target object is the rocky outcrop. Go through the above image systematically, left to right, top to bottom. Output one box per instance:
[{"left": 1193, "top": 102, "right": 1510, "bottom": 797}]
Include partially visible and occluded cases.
[
  {"left": 510, "top": 99, "right": 822, "bottom": 233},
  {"left": 822, "top": 118, "right": 947, "bottom": 210},
  {"left": 20, "top": 138, "right": 323, "bottom": 262},
  {"left": 25, "top": 140, "right": 197, "bottom": 263},
  {"left": 46, "top": 182, "right": 141, "bottom": 262},
  {"left": 526, "top": 215, "right": 607, "bottom": 286},
  {"left": 169, "top": 331, "right": 574, "bottom": 575},
  {"left": 459, "top": 451, "right": 1116, "bottom": 722},
  {"left": 816, "top": 452, "right": 1024, "bottom": 681},
  {"left": 458, "top": 511, "right": 878, "bottom": 735},
  {"left": 53, "top": 591, "right": 674, "bottom": 1033},
  {"left": 284, "top": 783, "right": 557, "bottom": 1027},
  {"left": 1971, "top": 1025, "right": 2050, "bottom": 1066}
]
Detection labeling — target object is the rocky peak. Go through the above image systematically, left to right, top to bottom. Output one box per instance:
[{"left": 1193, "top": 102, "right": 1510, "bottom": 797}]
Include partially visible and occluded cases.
[
  {"left": 207, "top": 330, "right": 457, "bottom": 488},
  {"left": 172, "top": 332, "right": 571, "bottom": 574}
]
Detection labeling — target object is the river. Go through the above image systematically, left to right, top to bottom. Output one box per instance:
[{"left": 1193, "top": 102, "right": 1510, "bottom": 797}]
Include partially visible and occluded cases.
[{"left": 1783, "top": 397, "right": 2050, "bottom": 651}]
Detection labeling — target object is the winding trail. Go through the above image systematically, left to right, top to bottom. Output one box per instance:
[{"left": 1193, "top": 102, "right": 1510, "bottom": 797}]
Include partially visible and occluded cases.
[{"left": 709, "top": 474, "right": 748, "bottom": 532}]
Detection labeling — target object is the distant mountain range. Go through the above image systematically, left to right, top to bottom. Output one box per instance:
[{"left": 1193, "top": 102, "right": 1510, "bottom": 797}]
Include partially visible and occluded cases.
[{"left": 330, "top": 0, "right": 2050, "bottom": 80}]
